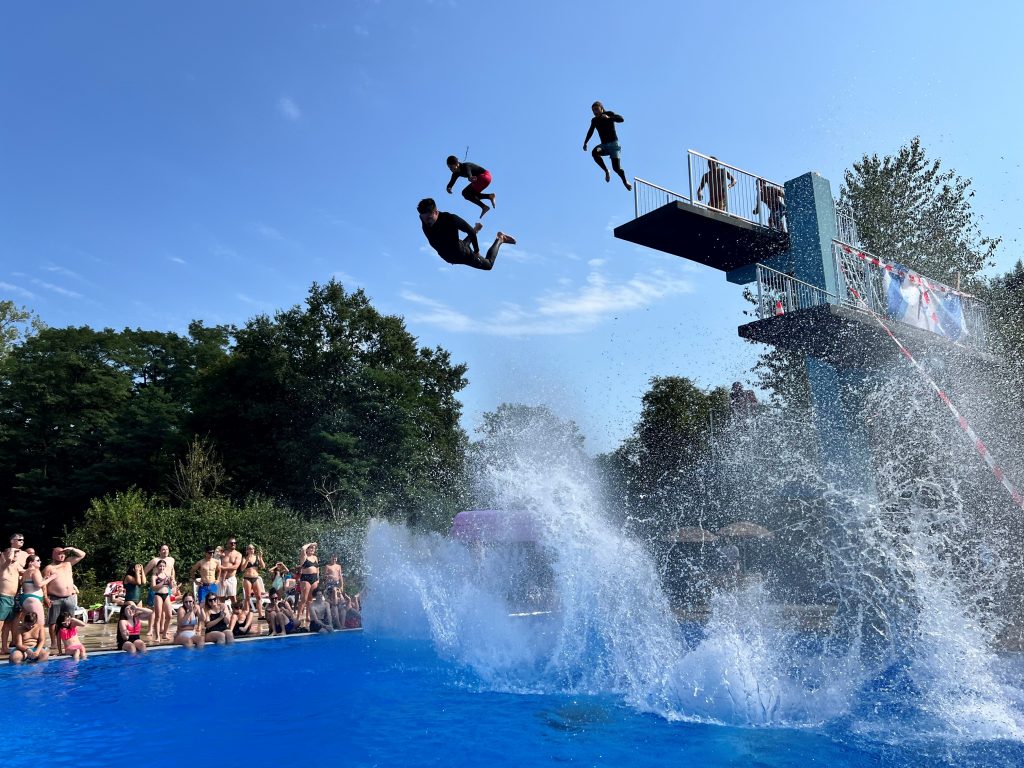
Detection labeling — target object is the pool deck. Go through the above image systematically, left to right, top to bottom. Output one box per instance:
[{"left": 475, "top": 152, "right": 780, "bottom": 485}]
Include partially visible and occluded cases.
[{"left": 2, "top": 615, "right": 361, "bottom": 663}]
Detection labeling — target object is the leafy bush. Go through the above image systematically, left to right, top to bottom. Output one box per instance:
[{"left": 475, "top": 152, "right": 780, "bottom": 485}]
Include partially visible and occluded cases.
[{"left": 65, "top": 488, "right": 366, "bottom": 586}]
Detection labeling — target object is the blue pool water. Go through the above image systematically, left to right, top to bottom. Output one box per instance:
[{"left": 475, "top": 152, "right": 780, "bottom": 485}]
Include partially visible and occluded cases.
[{"left": 4, "top": 633, "right": 1023, "bottom": 768}]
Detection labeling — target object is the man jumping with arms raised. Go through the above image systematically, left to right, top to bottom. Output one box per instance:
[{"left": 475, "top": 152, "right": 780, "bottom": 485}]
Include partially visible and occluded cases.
[
  {"left": 583, "top": 101, "right": 632, "bottom": 191},
  {"left": 417, "top": 198, "right": 515, "bottom": 271}
]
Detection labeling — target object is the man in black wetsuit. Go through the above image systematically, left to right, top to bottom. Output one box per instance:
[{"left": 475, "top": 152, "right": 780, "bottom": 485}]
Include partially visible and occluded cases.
[
  {"left": 583, "top": 101, "right": 632, "bottom": 191},
  {"left": 446, "top": 155, "right": 497, "bottom": 219},
  {"left": 417, "top": 198, "right": 515, "bottom": 271}
]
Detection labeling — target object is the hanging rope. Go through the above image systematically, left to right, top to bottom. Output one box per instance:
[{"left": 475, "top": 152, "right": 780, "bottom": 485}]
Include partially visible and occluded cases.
[{"left": 834, "top": 248, "right": 1024, "bottom": 510}]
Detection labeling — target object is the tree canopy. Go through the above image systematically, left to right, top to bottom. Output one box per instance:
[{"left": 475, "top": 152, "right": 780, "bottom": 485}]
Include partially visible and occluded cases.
[
  {"left": 839, "top": 136, "right": 999, "bottom": 286},
  {"left": 0, "top": 280, "right": 470, "bottom": 547}
]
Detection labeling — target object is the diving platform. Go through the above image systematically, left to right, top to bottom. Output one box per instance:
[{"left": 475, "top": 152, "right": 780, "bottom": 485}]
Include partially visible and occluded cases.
[
  {"left": 613, "top": 196, "right": 789, "bottom": 272},
  {"left": 738, "top": 302, "right": 997, "bottom": 370}
]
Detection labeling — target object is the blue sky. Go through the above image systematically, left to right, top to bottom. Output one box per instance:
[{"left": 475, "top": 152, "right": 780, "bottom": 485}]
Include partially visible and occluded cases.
[{"left": 2, "top": 1, "right": 1022, "bottom": 453}]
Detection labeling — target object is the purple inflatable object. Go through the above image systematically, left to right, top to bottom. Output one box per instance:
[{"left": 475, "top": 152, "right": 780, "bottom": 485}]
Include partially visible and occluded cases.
[{"left": 448, "top": 509, "right": 541, "bottom": 544}]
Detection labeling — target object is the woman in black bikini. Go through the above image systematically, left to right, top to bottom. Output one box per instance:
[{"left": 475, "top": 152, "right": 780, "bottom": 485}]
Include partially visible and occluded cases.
[
  {"left": 297, "top": 542, "right": 319, "bottom": 627},
  {"left": 240, "top": 544, "right": 266, "bottom": 618},
  {"left": 149, "top": 559, "right": 175, "bottom": 642},
  {"left": 200, "top": 595, "right": 234, "bottom": 646},
  {"left": 230, "top": 601, "right": 256, "bottom": 638}
]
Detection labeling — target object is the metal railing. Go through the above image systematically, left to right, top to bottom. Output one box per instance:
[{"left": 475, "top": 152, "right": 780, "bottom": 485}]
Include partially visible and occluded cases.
[
  {"left": 687, "top": 150, "right": 787, "bottom": 233},
  {"left": 633, "top": 177, "right": 689, "bottom": 218},
  {"left": 834, "top": 201, "right": 860, "bottom": 246},
  {"left": 831, "top": 241, "right": 990, "bottom": 350},
  {"left": 754, "top": 263, "right": 835, "bottom": 320}
]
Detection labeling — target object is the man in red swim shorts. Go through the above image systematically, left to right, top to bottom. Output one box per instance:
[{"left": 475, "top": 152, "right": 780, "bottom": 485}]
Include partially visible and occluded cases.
[{"left": 446, "top": 155, "right": 497, "bottom": 219}]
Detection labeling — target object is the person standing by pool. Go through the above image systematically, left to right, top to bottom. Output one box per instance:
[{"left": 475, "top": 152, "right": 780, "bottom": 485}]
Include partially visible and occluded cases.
[
  {"left": 583, "top": 101, "right": 632, "bottom": 191},
  {"left": 445, "top": 156, "right": 497, "bottom": 219},
  {"left": 1, "top": 533, "right": 29, "bottom": 654},
  {"left": 219, "top": 536, "right": 243, "bottom": 607},
  {"left": 297, "top": 542, "right": 320, "bottom": 627},
  {"left": 42, "top": 544, "right": 86, "bottom": 655},
  {"left": 143, "top": 544, "right": 177, "bottom": 637},
  {"left": 240, "top": 544, "right": 265, "bottom": 617},
  {"left": 189, "top": 547, "right": 221, "bottom": 603},
  {"left": 19, "top": 554, "right": 60, "bottom": 627},
  {"left": 324, "top": 555, "right": 344, "bottom": 593},
  {"left": 148, "top": 559, "right": 175, "bottom": 642},
  {"left": 120, "top": 564, "right": 146, "bottom": 606},
  {"left": 174, "top": 594, "right": 203, "bottom": 649},
  {"left": 117, "top": 601, "right": 152, "bottom": 654},
  {"left": 10, "top": 609, "right": 49, "bottom": 665},
  {"left": 57, "top": 610, "right": 88, "bottom": 661}
]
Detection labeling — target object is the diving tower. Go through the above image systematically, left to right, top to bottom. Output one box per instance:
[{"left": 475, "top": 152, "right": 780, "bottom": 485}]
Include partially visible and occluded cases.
[{"left": 614, "top": 150, "right": 994, "bottom": 496}]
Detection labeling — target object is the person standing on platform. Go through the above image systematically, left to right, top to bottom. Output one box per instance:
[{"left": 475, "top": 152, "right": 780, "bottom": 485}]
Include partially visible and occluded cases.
[
  {"left": 583, "top": 101, "right": 632, "bottom": 191},
  {"left": 446, "top": 156, "right": 497, "bottom": 219},
  {"left": 697, "top": 156, "right": 735, "bottom": 212},
  {"left": 753, "top": 178, "right": 786, "bottom": 231}
]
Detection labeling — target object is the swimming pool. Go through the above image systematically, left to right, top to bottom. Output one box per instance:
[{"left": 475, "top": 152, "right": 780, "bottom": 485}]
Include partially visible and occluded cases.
[{"left": 4, "top": 633, "right": 1023, "bottom": 768}]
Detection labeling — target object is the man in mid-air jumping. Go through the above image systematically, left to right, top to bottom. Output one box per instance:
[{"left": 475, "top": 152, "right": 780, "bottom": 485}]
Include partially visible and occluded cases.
[
  {"left": 583, "top": 101, "right": 631, "bottom": 191},
  {"left": 445, "top": 156, "right": 497, "bottom": 219},
  {"left": 417, "top": 198, "right": 515, "bottom": 271}
]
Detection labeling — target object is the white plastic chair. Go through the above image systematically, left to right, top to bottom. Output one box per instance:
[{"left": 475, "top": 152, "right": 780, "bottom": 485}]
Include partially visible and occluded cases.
[{"left": 102, "top": 581, "right": 124, "bottom": 623}]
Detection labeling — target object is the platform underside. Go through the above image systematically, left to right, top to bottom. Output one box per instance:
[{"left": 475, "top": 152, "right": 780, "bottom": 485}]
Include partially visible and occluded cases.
[
  {"left": 613, "top": 200, "right": 789, "bottom": 272},
  {"left": 738, "top": 304, "right": 997, "bottom": 369}
]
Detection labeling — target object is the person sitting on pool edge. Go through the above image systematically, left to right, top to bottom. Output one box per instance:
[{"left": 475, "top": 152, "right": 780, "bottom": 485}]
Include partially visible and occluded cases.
[
  {"left": 308, "top": 589, "right": 333, "bottom": 634},
  {"left": 265, "top": 590, "right": 298, "bottom": 636},
  {"left": 174, "top": 594, "right": 203, "bottom": 649},
  {"left": 200, "top": 594, "right": 234, "bottom": 646},
  {"left": 230, "top": 600, "right": 256, "bottom": 638},
  {"left": 116, "top": 601, "right": 153, "bottom": 654},
  {"left": 10, "top": 609, "right": 49, "bottom": 664},
  {"left": 57, "top": 610, "right": 88, "bottom": 661}
]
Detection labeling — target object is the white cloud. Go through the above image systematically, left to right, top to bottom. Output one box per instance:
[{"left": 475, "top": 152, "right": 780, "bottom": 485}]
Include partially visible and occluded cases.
[
  {"left": 278, "top": 96, "right": 302, "bottom": 121},
  {"left": 253, "top": 222, "right": 285, "bottom": 241},
  {"left": 211, "top": 243, "right": 240, "bottom": 261},
  {"left": 170, "top": 257, "right": 187, "bottom": 265},
  {"left": 45, "top": 265, "right": 85, "bottom": 281},
  {"left": 403, "top": 266, "right": 693, "bottom": 337},
  {"left": 31, "top": 278, "right": 82, "bottom": 299},
  {"left": 0, "top": 281, "right": 35, "bottom": 299}
]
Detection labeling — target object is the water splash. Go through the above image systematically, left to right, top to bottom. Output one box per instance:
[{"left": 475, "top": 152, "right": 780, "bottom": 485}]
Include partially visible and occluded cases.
[{"left": 364, "top": 392, "right": 1024, "bottom": 741}]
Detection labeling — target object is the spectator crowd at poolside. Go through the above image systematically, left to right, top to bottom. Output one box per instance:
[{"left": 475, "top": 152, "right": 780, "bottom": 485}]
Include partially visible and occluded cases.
[{"left": 0, "top": 532, "right": 362, "bottom": 664}]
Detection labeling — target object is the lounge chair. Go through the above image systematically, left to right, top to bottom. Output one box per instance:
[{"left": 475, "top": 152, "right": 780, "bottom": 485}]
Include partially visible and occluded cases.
[{"left": 102, "top": 581, "right": 124, "bottom": 623}]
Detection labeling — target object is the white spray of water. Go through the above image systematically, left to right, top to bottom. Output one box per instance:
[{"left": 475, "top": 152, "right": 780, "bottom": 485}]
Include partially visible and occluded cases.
[{"left": 364, "top": 400, "right": 1024, "bottom": 737}]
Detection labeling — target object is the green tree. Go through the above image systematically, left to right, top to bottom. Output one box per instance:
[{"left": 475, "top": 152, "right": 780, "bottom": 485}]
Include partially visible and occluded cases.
[
  {"left": 839, "top": 136, "right": 998, "bottom": 286},
  {"left": 194, "top": 280, "right": 468, "bottom": 524},
  {"left": 0, "top": 300, "right": 43, "bottom": 360},
  {"left": 0, "top": 323, "right": 230, "bottom": 543},
  {"left": 603, "top": 377, "right": 731, "bottom": 539}
]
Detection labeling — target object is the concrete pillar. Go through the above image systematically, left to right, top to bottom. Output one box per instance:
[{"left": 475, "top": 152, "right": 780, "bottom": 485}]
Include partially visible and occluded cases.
[{"left": 784, "top": 171, "right": 877, "bottom": 498}]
